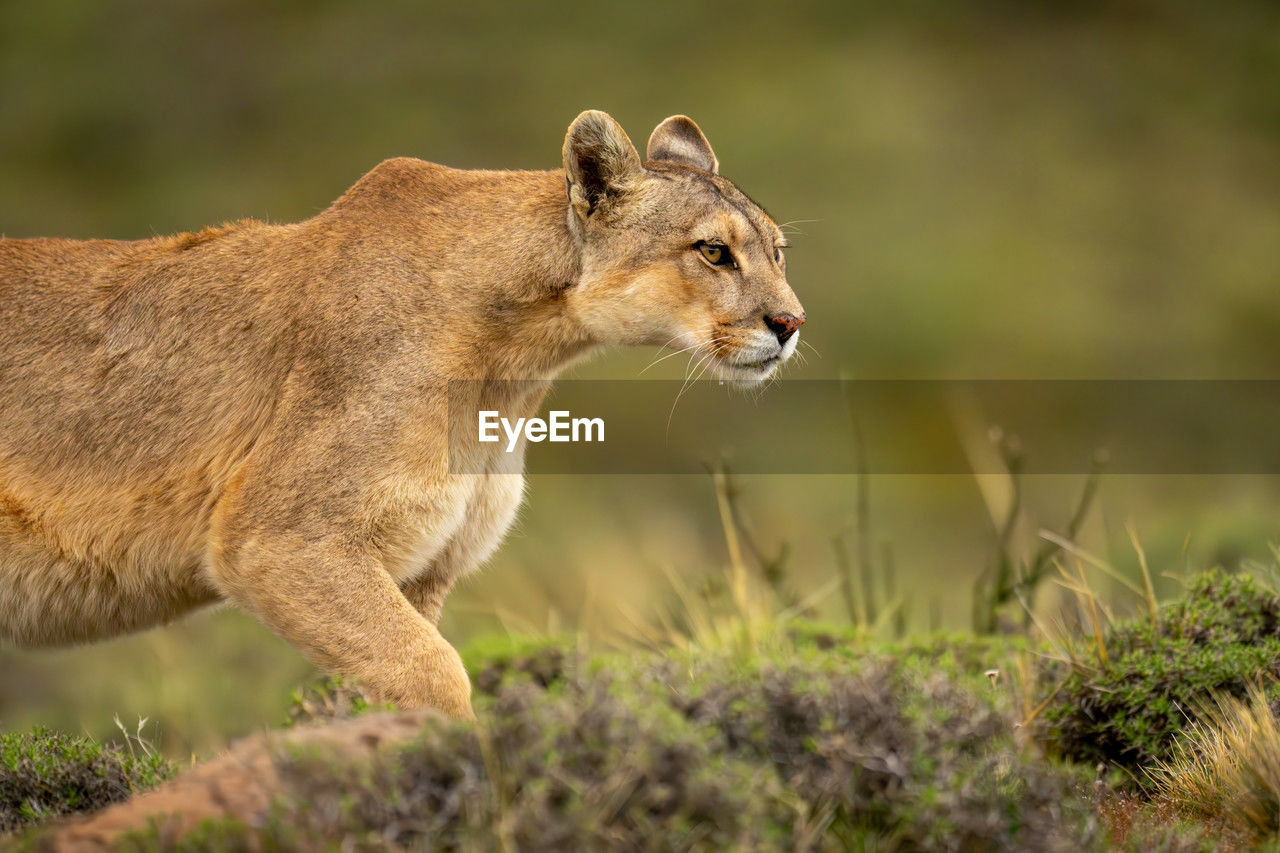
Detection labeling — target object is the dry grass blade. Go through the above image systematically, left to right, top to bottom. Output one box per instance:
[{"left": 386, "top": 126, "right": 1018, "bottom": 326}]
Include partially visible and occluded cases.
[
  {"left": 839, "top": 375, "right": 876, "bottom": 627},
  {"left": 712, "top": 463, "right": 750, "bottom": 622},
  {"left": 1126, "top": 521, "right": 1160, "bottom": 629},
  {"left": 1037, "top": 530, "right": 1146, "bottom": 598},
  {"left": 831, "top": 531, "right": 861, "bottom": 627},
  {"left": 1074, "top": 558, "right": 1107, "bottom": 665},
  {"left": 778, "top": 577, "right": 842, "bottom": 624},
  {"left": 1014, "top": 588, "right": 1082, "bottom": 669},
  {"left": 1021, "top": 676, "right": 1068, "bottom": 729}
]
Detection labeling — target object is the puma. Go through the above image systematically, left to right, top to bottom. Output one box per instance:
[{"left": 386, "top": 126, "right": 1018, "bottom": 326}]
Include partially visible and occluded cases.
[{"left": 0, "top": 111, "right": 804, "bottom": 717}]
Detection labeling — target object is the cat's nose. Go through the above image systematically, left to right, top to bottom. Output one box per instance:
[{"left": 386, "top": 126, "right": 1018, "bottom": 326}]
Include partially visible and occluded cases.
[{"left": 764, "top": 312, "right": 805, "bottom": 345}]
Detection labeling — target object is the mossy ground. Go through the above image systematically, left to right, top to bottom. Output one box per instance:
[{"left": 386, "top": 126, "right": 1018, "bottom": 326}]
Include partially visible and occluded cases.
[{"left": 8, "top": 569, "right": 1280, "bottom": 850}]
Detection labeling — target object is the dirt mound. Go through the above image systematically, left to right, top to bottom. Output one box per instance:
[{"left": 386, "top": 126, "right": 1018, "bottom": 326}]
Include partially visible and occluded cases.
[{"left": 35, "top": 710, "right": 437, "bottom": 852}]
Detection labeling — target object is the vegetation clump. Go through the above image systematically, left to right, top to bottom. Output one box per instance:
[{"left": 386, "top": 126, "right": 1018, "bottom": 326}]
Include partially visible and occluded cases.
[
  {"left": 1042, "top": 569, "right": 1280, "bottom": 781},
  {"left": 261, "top": 647, "right": 1095, "bottom": 851},
  {"left": 0, "top": 727, "right": 172, "bottom": 833}
]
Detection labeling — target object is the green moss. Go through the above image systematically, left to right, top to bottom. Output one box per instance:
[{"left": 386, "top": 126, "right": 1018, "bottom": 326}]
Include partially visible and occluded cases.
[
  {"left": 1042, "top": 569, "right": 1280, "bottom": 782},
  {"left": 1113, "top": 570, "right": 1280, "bottom": 653},
  {"left": 783, "top": 619, "right": 860, "bottom": 651},
  {"left": 458, "top": 632, "right": 571, "bottom": 675},
  {"left": 465, "top": 634, "right": 570, "bottom": 696},
  {"left": 285, "top": 675, "right": 394, "bottom": 726},
  {"left": 0, "top": 727, "right": 172, "bottom": 834},
  {"left": 113, "top": 815, "right": 258, "bottom": 853}
]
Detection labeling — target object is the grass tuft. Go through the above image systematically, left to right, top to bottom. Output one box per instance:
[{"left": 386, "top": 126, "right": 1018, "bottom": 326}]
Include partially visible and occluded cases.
[
  {"left": 1149, "top": 683, "right": 1280, "bottom": 840},
  {"left": 0, "top": 725, "right": 173, "bottom": 833}
]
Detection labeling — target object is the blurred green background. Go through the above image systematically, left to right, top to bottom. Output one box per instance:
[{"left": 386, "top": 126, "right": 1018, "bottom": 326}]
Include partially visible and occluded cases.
[{"left": 3, "top": 0, "right": 1280, "bottom": 757}]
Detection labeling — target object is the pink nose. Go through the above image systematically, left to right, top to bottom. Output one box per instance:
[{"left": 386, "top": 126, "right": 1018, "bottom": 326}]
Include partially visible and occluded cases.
[{"left": 764, "top": 312, "right": 805, "bottom": 344}]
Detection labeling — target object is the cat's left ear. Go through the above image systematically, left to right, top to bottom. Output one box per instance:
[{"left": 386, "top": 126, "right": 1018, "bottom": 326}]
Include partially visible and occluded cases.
[{"left": 646, "top": 115, "right": 719, "bottom": 175}]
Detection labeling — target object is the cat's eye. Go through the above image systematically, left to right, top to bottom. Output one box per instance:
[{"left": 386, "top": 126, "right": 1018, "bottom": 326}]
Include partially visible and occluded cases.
[
  {"left": 696, "top": 242, "right": 734, "bottom": 268},
  {"left": 774, "top": 247, "right": 784, "bottom": 264}
]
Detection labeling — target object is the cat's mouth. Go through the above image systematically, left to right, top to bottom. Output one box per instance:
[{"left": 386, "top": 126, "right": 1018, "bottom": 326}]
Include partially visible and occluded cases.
[
  {"left": 709, "top": 350, "right": 783, "bottom": 384},
  {"left": 736, "top": 354, "right": 781, "bottom": 371}
]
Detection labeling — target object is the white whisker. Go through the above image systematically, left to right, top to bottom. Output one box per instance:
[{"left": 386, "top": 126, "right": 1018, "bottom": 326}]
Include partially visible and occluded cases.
[
  {"left": 778, "top": 218, "right": 820, "bottom": 235},
  {"left": 637, "top": 331, "right": 695, "bottom": 373},
  {"left": 640, "top": 338, "right": 708, "bottom": 374},
  {"left": 667, "top": 344, "right": 723, "bottom": 433}
]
